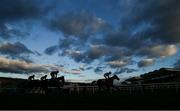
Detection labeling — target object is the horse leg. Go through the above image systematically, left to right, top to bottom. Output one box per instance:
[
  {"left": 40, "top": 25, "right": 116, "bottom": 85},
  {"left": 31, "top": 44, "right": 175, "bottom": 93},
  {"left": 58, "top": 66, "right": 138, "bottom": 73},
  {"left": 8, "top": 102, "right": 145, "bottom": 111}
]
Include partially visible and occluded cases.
[
  {"left": 56, "top": 83, "right": 62, "bottom": 94},
  {"left": 41, "top": 85, "right": 47, "bottom": 95},
  {"left": 98, "top": 85, "right": 102, "bottom": 92},
  {"left": 99, "top": 85, "right": 106, "bottom": 92},
  {"left": 107, "top": 85, "right": 112, "bottom": 92},
  {"left": 108, "top": 86, "right": 113, "bottom": 93},
  {"left": 44, "top": 87, "right": 48, "bottom": 95}
]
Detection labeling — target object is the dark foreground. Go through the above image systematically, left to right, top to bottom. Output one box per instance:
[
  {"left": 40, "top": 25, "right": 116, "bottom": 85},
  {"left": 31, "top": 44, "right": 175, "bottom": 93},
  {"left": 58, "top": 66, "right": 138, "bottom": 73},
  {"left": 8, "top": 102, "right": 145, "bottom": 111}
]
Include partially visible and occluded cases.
[{"left": 0, "top": 90, "right": 180, "bottom": 110}]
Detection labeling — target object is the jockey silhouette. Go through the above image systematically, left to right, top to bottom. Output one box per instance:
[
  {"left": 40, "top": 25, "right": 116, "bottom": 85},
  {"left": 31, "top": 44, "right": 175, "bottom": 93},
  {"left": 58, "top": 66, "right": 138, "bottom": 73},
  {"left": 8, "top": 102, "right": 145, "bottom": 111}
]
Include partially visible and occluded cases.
[
  {"left": 50, "top": 71, "right": 59, "bottom": 79},
  {"left": 104, "top": 71, "right": 112, "bottom": 79},
  {"left": 28, "top": 75, "right": 35, "bottom": 81},
  {"left": 41, "top": 75, "right": 47, "bottom": 81}
]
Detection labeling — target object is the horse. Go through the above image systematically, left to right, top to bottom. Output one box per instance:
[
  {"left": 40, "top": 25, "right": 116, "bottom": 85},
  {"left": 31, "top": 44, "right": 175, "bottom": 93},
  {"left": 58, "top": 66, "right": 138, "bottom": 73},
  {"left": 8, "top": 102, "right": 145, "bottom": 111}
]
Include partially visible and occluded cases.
[
  {"left": 28, "top": 75, "right": 35, "bottom": 81},
  {"left": 40, "top": 75, "right": 47, "bottom": 81},
  {"left": 97, "top": 75, "right": 120, "bottom": 91},
  {"left": 20, "top": 76, "right": 65, "bottom": 94},
  {"left": 48, "top": 76, "right": 65, "bottom": 88},
  {"left": 20, "top": 79, "right": 48, "bottom": 94}
]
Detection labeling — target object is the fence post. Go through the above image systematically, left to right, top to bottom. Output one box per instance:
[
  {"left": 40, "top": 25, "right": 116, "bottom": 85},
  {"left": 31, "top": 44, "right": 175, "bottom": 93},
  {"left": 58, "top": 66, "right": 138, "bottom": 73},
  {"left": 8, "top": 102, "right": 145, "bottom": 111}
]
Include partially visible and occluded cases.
[
  {"left": 176, "top": 83, "right": 179, "bottom": 93},
  {"left": 151, "top": 85, "right": 154, "bottom": 93},
  {"left": 77, "top": 86, "right": 79, "bottom": 95},
  {"left": 92, "top": 86, "right": 95, "bottom": 94},
  {"left": 110, "top": 87, "right": 112, "bottom": 94},
  {"left": 129, "top": 87, "right": 132, "bottom": 94}
]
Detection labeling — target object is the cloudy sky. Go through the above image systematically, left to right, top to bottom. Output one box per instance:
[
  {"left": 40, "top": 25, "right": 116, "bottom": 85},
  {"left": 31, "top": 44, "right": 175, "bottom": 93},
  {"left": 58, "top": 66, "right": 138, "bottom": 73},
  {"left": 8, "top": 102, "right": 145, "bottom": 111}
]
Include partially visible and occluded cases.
[{"left": 0, "top": 0, "right": 180, "bottom": 82}]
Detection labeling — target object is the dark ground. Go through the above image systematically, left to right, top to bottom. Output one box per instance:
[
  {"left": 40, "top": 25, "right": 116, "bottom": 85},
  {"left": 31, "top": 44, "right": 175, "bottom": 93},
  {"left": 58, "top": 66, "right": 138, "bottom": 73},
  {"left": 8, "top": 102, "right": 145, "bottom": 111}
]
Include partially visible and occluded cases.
[
  {"left": 0, "top": 77, "right": 180, "bottom": 109},
  {"left": 0, "top": 89, "right": 180, "bottom": 110}
]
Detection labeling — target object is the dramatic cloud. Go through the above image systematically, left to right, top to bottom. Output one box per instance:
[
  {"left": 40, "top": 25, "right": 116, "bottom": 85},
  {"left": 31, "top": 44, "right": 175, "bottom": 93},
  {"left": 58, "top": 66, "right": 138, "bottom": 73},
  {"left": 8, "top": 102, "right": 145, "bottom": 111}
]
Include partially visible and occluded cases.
[
  {"left": 0, "top": 0, "right": 43, "bottom": 21},
  {"left": 0, "top": 0, "right": 54, "bottom": 40},
  {"left": 0, "top": 0, "right": 179, "bottom": 81},
  {"left": 103, "top": 0, "right": 180, "bottom": 57},
  {"left": 120, "top": 0, "right": 180, "bottom": 44},
  {"left": 145, "top": 0, "right": 180, "bottom": 44},
  {"left": 36, "top": 1, "right": 180, "bottom": 76},
  {"left": 48, "top": 11, "right": 110, "bottom": 40},
  {"left": 0, "top": 23, "right": 28, "bottom": 39},
  {"left": 104, "top": 30, "right": 149, "bottom": 51},
  {"left": 59, "top": 38, "right": 77, "bottom": 49},
  {"left": 0, "top": 42, "right": 33, "bottom": 56},
  {"left": 0, "top": 42, "right": 35, "bottom": 62},
  {"left": 60, "top": 44, "right": 132, "bottom": 65},
  {"left": 86, "top": 44, "right": 131, "bottom": 60},
  {"left": 137, "top": 44, "right": 177, "bottom": 58},
  {"left": 44, "top": 45, "right": 58, "bottom": 55},
  {"left": 87, "top": 45, "right": 107, "bottom": 59},
  {"left": 63, "top": 49, "right": 86, "bottom": 63},
  {"left": 16, "top": 55, "right": 34, "bottom": 63},
  {"left": 0, "top": 56, "right": 48, "bottom": 74},
  {"left": 0, "top": 56, "right": 82, "bottom": 75},
  {"left": 138, "top": 58, "right": 155, "bottom": 68},
  {"left": 107, "top": 59, "right": 131, "bottom": 68},
  {"left": 174, "top": 59, "right": 180, "bottom": 69},
  {"left": 43, "top": 64, "right": 81, "bottom": 75},
  {"left": 64, "top": 65, "right": 85, "bottom": 75},
  {"left": 79, "top": 65, "right": 85, "bottom": 71},
  {"left": 86, "top": 66, "right": 93, "bottom": 70},
  {"left": 94, "top": 66, "right": 104, "bottom": 74},
  {"left": 114, "top": 68, "right": 138, "bottom": 75},
  {"left": 69, "top": 69, "right": 81, "bottom": 74}
]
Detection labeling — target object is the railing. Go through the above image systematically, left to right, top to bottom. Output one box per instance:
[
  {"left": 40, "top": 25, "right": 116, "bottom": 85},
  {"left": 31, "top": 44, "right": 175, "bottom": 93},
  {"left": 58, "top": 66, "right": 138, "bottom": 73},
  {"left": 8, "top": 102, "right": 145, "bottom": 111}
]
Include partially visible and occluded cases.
[
  {"left": 0, "top": 82, "right": 180, "bottom": 94},
  {"left": 61, "top": 82, "right": 180, "bottom": 94},
  {"left": 117, "top": 82, "right": 180, "bottom": 94},
  {"left": 62, "top": 85, "right": 99, "bottom": 94}
]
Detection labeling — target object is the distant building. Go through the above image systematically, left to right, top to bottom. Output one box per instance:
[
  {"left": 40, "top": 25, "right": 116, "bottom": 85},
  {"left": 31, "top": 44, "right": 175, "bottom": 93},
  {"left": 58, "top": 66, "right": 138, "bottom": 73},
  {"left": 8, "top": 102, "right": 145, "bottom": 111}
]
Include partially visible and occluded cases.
[
  {"left": 123, "top": 68, "right": 180, "bottom": 84},
  {"left": 122, "top": 76, "right": 143, "bottom": 84}
]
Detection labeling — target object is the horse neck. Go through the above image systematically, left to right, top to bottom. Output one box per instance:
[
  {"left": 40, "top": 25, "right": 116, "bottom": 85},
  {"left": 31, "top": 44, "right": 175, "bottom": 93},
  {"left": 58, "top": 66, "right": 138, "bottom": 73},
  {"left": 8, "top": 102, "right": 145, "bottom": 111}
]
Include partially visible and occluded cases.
[
  {"left": 109, "top": 76, "right": 118, "bottom": 82},
  {"left": 109, "top": 76, "right": 115, "bottom": 80},
  {"left": 107, "top": 77, "right": 114, "bottom": 83}
]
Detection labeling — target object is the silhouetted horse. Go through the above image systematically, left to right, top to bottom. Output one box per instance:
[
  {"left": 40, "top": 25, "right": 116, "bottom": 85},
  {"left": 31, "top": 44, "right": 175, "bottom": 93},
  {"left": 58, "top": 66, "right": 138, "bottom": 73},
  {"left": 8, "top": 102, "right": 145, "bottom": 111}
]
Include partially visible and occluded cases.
[
  {"left": 28, "top": 75, "right": 35, "bottom": 81},
  {"left": 41, "top": 75, "right": 47, "bottom": 80},
  {"left": 97, "top": 75, "right": 120, "bottom": 91},
  {"left": 22, "top": 76, "right": 65, "bottom": 94},
  {"left": 48, "top": 76, "right": 65, "bottom": 88},
  {"left": 21, "top": 80, "right": 48, "bottom": 94}
]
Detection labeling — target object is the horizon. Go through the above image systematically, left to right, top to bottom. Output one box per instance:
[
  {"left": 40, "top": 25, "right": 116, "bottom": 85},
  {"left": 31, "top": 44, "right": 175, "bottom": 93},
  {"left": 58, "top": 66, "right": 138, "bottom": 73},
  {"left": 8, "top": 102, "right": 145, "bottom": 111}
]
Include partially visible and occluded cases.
[
  {"left": 0, "top": 0, "right": 180, "bottom": 82},
  {"left": 0, "top": 67, "right": 177, "bottom": 83}
]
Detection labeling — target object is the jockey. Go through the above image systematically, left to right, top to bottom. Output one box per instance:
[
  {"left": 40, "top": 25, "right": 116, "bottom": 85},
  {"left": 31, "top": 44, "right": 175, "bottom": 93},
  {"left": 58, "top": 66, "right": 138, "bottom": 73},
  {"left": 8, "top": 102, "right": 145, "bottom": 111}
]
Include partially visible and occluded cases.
[
  {"left": 50, "top": 71, "right": 59, "bottom": 79},
  {"left": 104, "top": 71, "right": 112, "bottom": 79},
  {"left": 28, "top": 75, "right": 35, "bottom": 81},
  {"left": 41, "top": 75, "right": 47, "bottom": 81}
]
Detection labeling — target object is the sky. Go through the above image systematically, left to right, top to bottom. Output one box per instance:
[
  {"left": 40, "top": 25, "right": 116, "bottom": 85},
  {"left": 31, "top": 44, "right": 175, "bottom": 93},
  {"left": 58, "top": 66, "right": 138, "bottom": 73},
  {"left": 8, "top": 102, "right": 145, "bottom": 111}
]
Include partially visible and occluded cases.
[{"left": 0, "top": 0, "right": 180, "bottom": 82}]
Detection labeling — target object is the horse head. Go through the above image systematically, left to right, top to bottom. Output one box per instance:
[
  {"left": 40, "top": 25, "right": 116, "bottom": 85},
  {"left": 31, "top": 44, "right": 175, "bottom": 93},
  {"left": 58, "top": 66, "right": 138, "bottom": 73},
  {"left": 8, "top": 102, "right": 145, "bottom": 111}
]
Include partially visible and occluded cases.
[
  {"left": 113, "top": 75, "right": 120, "bottom": 80},
  {"left": 91, "top": 80, "right": 97, "bottom": 85}
]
